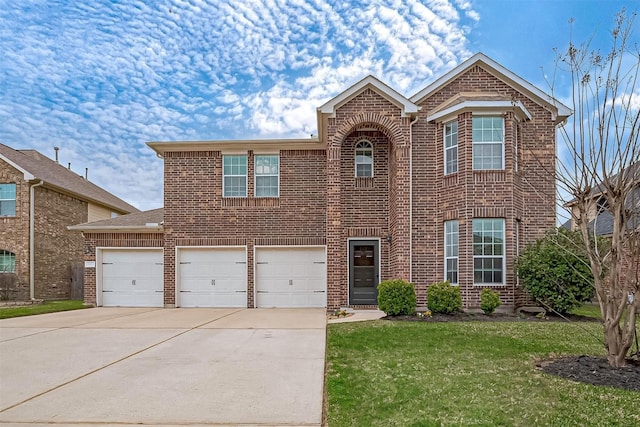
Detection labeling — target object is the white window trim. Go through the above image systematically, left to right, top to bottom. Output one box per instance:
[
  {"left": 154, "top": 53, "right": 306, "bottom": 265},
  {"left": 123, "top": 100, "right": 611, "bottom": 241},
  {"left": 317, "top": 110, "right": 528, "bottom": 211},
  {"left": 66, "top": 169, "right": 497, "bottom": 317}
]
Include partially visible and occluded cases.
[
  {"left": 472, "top": 115, "right": 505, "bottom": 171},
  {"left": 444, "top": 121, "right": 458, "bottom": 175},
  {"left": 354, "top": 140, "right": 374, "bottom": 178},
  {"left": 254, "top": 154, "right": 280, "bottom": 198},
  {"left": 222, "top": 155, "right": 248, "bottom": 198},
  {"left": 0, "top": 183, "right": 16, "bottom": 217},
  {"left": 473, "top": 218, "right": 506, "bottom": 286},
  {"left": 444, "top": 220, "right": 459, "bottom": 285}
]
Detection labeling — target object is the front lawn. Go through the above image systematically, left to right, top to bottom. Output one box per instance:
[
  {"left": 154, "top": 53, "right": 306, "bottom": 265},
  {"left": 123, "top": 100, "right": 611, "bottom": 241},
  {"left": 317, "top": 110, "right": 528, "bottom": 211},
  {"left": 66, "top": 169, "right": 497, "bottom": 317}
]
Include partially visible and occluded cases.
[
  {"left": 0, "top": 300, "right": 89, "bottom": 319},
  {"left": 326, "top": 320, "right": 639, "bottom": 426}
]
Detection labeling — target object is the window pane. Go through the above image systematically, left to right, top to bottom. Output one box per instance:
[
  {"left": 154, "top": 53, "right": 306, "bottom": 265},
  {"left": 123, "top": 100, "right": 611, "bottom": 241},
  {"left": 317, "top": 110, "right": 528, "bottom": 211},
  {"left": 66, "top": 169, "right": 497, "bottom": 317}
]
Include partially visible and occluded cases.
[
  {"left": 355, "top": 141, "right": 373, "bottom": 177},
  {"left": 446, "top": 146, "right": 458, "bottom": 174},
  {"left": 223, "top": 176, "right": 247, "bottom": 197},
  {"left": 256, "top": 176, "right": 278, "bottom": 197},
  {"left": 0, "top": 184, "right": 16, "bottom": 199},
  {"left": 0, "top": 201, "right": 16, "bottom": 216},
  {"left": 473, "top": 219, "right": 504, "bottom": 284},
  {"left": 0, "top": 251, "right": 15, "bottom": 272}
]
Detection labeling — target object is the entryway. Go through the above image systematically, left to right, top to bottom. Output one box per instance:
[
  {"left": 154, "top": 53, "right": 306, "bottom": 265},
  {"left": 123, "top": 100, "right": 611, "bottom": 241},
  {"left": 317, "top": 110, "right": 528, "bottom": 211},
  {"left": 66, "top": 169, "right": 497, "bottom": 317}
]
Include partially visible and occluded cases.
[{"left": 348, "top": 240, "right": 379, "bottom": 304}]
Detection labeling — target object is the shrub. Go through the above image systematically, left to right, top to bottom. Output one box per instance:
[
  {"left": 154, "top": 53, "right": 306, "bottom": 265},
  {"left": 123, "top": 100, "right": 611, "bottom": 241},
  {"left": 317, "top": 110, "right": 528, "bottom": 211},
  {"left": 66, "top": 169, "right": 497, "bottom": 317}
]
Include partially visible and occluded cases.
[
  {"left": 516, "top": 228, "right": 594, "bottom": 314},
  {"left": 377, "top": 279, "right": 416, "bottom": 316},
  {"left": 427, "top": 281, "right": 462, "bottom": 314},
  {"left": 480, "top": 288, "right": 501, "bottom": 314}
]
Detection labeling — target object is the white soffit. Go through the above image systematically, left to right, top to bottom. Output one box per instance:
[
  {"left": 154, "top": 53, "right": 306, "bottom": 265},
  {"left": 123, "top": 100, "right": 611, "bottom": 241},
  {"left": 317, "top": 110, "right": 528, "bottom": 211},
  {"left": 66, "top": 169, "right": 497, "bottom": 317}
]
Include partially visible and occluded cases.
[
  {"left": 318, "top": 75, "right": 419, "bottom": 117},
  {"left": 427, "top": 100, "right": 533, "bottom": 123}
]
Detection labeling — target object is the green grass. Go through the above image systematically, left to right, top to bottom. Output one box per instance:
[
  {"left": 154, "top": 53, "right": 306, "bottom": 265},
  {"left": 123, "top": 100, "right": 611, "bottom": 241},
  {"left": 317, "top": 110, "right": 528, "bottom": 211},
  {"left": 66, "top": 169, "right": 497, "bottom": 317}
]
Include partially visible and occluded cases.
[
  {"left": 0, "top": 300, "right": 89, "bottom": 319},
  {"left": 569, "top": 303, "right": 602, "bottom": 319},
  {"left": 326, "top": 320, "right": 640, "bottom": 426}
]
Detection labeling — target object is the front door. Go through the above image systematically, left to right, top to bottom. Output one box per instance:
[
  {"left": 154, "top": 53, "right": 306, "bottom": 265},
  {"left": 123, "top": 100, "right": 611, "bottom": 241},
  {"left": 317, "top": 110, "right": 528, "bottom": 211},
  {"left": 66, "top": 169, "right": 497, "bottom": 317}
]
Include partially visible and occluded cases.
[{"left": 349, "top": 240, "right": 379, "bottom": 305}]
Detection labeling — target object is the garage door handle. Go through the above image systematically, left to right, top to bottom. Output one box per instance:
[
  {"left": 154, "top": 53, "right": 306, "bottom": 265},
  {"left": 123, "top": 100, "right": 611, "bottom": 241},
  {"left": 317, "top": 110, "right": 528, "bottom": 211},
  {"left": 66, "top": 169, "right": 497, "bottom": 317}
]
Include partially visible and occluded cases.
[
  {"left": 236, "top": 261, "right": 246, "bottom": 264},
  {"left": 313, "top": 261, "right": 326, "bottom": 264},
  {"left": 102, "top": 262, "right": 113, "bottom": 265},
  {"left": 180, "top": 262, "right": 191, "bottom": 265},
  {"left": 256, "top": 262, "right": 268, "bottom": 265},
  {"left": 211, "top": 279, "right": 215, "bottom": 286},
  {"left": 132, "top": 280, "right": 136, "bottom": 286},
  {"left": 289, "top": 280, "right": 293, "bottom": 286},
  {"left": 103, "top": 290, "right": 113, "bottom": 293},
  {"left": 155, "top": 290, "right": 163, "bottom": 293},
  {"left": 181, "top": 290, "right": 192, "bottom": 293},
  {"left": 236, "top": 290, "right": 246, "bottom": 293},
  {"left": 257, "top": 290, "right": 268, "bottom": 293},
  {"left": 313, "top": 290, "right": 326, "bottom": 293}
]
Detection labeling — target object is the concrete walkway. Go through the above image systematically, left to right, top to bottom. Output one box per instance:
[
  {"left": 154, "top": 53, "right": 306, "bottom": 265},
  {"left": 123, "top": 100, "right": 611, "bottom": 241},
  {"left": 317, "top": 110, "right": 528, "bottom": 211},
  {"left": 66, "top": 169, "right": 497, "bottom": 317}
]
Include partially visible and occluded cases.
[
  {"left": 0, "top": 308, "right": 326, "bottom": 426},
  {"left": 328, "top": 309, "right": 386, "bottom": 324}
]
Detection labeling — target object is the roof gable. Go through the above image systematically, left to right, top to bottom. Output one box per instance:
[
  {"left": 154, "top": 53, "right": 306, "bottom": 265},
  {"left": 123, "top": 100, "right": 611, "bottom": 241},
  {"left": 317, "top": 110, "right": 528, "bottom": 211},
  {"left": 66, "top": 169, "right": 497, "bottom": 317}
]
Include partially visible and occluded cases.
[
  {"left": 410, "top": 53, "right": 572, "bottom": 124},
  {"left": 318, "top": 75, "right": 419, "bottom": 117},
  {"left": 0, "top": 144, "right": 139, "bottom": 214}
]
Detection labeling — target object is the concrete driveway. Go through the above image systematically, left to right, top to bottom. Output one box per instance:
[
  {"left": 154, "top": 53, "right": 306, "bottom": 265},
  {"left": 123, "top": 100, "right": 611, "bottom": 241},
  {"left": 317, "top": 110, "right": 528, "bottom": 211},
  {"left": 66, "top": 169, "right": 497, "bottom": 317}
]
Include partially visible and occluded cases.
[{"left": 0, "top": 308, "right": 326, "bottom": 426}]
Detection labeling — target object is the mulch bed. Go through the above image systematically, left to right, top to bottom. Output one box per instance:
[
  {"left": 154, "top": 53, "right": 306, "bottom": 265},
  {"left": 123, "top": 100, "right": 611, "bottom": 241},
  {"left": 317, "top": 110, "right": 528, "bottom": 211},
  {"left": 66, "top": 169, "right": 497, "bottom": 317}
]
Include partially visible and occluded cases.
[
  {"left": 383, "top": 312, "right": 600, "bottom": 323},
  {"left": 384, "top": 312, "right": 640, "bottom": 391}
]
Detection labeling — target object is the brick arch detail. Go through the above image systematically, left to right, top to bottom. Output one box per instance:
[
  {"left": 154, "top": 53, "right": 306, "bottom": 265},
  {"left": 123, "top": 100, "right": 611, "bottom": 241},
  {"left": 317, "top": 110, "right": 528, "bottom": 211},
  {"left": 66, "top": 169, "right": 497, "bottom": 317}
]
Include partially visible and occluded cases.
[{"left": 331, "top": 113, "right": 406, "bottom": 148}]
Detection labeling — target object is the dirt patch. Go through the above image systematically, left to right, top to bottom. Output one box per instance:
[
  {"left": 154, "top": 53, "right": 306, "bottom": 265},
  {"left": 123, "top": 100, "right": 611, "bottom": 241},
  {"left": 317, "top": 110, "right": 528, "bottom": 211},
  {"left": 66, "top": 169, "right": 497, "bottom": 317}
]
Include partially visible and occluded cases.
[{"left": 538, "top": 355, "right": 640, "bottom": 391}]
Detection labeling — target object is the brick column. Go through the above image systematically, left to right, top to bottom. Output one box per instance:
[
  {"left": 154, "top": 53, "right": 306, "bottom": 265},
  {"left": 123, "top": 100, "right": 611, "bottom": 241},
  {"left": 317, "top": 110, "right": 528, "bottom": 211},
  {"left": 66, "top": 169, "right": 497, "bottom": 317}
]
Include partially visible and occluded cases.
[{"left": 326, "top": 145, "right": 344, "bottom": 309}]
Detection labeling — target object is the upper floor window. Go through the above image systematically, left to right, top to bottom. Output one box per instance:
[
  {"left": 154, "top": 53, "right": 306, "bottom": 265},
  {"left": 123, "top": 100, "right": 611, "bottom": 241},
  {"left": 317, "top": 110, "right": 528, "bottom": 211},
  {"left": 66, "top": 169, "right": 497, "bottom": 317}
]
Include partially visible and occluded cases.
[
  {"left": 472, "top": 116, "right": 504, "bottom": 170},
  {"left": 444, "top": 121, "right": 458, "bottom": 175},
  {"left": 355, "top": 140, "right": 373, "bottom": 177},
  {"left": 255, "top": 154, "right": 279, "bottom": 197},
  {"left": 223, "top": 155, "right": 247, "bottom": 197},
  {"left": 0, "top": 183, "right": 16, "bottom": 217},
  {"left": 473, "top": 218, "right": 505, "bottom": 285},
  {"left": 444, "top": 220, "right": 459, "bottom": 284},
  {"left": 0, "top": 250, "right": 15, "bottom": 272}
]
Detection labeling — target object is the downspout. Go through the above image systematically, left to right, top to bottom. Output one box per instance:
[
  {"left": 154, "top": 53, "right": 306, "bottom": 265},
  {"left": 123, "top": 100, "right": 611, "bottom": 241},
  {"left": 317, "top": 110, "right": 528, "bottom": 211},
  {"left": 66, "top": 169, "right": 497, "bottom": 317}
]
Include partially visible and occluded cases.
[
  {"left": 409, "top": 115, "right": 419, "bottom": 282},
  {"left": 30, "top": 180, "right": 44, "bottom": 300}
]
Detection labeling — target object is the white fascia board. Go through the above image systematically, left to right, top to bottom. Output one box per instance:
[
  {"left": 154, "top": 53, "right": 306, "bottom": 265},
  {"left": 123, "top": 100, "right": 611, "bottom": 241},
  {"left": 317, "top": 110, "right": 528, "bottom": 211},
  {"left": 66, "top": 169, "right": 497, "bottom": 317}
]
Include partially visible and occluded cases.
[
  {"left": 411, "top": 53, "right": 572, "bottom": 120},
  {"left": 318, "top": 75, "right": 419, "bottom": 117},
  {"left": 427, "top": 100, "right": 532, "bottom": 123},
  {"left": 0, "top": 154, "right": 36, "bottom": 180},
  {"left": 67, "top": 225, "right": 163, "bottom": 232}
]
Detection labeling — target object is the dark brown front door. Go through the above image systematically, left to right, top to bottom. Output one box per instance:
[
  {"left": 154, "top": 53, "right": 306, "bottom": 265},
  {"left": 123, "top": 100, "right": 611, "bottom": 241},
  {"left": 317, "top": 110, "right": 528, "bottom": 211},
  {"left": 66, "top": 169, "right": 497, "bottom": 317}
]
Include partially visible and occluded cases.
[{"left": 349, "top": 240, "right": 379, "bottom": 305}]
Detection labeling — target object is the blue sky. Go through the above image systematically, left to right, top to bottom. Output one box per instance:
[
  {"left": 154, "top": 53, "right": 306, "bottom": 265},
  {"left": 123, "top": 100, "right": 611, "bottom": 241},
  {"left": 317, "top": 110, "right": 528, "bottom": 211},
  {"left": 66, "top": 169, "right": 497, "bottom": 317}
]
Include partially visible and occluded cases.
[{"left": 0, "top": 0, "right": 637, "bottom": 211}]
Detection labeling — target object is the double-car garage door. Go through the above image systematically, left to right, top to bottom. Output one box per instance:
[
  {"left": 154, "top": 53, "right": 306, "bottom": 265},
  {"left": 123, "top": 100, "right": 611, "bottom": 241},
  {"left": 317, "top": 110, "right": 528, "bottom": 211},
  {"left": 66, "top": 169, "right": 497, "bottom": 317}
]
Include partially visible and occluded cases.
[{"left": 97, "top": 247, "right": 326, "bottom": 308}]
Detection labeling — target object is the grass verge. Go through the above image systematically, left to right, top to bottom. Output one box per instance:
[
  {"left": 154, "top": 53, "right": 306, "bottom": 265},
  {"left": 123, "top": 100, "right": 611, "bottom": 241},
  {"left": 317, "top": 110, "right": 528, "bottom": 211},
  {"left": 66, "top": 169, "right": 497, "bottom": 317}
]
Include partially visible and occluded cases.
[
  {"left": 0, "top": 300, "right": 89, "bottom": 319},
  {"left": 326, "top": 320, "right": 639, "bottom": 426}
]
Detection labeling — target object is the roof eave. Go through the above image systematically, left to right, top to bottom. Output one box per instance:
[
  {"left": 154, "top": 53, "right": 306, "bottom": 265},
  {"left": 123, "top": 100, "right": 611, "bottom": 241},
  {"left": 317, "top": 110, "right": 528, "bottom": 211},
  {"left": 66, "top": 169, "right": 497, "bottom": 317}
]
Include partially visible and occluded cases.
[
  {"left": 147, "top": 139, "right": 325, "bottom": 156},
  {"left": 0, "top": 153, "right": 36, "bottom": 180},
  {"left": 67, "top": 225, "right": 164, "bottom": 233}
]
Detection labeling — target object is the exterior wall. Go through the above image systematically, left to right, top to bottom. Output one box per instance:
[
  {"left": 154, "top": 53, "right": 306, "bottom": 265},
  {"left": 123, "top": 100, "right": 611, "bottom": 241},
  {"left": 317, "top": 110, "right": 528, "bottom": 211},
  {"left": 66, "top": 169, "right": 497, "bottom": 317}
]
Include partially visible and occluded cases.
[
  {"left": 412, "top": 65, "right": 557, "bottom": 308},
  {"left": 326, "top": 88, "right": 412, "bottom": 308},
  {"left": 163, "top": 149, "right": 327, "bottom": 307},
  {"left": 0, "top": 161, "right": 29, "bottom": 299},
  {"left": 33, "top": 186, "right": 88, "bottom": 299},
  {"left": 88, "top": 203, "right": 113, "bottom": 222},
  {"left": 81, "top": 233, "right": 164, "bottom": 305}
]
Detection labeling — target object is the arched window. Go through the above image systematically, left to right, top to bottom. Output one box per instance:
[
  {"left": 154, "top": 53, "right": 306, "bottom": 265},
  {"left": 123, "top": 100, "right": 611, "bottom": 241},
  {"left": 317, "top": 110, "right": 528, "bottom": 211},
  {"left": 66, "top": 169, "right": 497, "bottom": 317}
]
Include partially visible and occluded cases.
[
  {"left": 355, "top": 140, "right": 373, "bottom": 177},
  {"left": 0, "top": 250, "right": 15, "bottom": 272}
]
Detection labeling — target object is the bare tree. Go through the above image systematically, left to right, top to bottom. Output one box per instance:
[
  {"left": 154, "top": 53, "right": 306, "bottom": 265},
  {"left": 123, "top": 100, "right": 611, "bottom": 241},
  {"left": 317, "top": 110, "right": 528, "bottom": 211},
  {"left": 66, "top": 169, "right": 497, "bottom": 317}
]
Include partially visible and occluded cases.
[{"left": 552, "top": 9, "right": 639, "bottom": 367}]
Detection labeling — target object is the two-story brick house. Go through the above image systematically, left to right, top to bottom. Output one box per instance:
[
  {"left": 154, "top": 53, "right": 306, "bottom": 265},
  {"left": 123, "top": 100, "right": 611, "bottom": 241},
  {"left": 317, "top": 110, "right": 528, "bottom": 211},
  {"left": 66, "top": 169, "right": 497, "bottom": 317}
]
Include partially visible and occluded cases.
[
  {"left": 72, "top": 53, "right": 571, "bottom": 310},
  {"left": 0, "top": 144, "right": 139, "bottom": 300}
]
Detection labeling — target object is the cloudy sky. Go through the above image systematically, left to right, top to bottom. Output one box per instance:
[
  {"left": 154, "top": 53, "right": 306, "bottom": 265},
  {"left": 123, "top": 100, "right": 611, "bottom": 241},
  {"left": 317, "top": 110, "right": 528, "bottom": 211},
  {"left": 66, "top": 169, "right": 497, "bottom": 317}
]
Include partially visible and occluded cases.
[{"left": 0, "top": 0, "right": 637, "bottom": 211}]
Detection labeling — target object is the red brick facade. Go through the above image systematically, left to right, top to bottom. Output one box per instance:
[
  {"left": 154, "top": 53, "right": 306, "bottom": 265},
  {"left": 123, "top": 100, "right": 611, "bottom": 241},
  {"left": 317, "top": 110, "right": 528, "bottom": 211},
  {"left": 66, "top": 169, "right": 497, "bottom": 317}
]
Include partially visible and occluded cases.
[{"left": 80, "top": 54, "right": 567, "bottom": 310}]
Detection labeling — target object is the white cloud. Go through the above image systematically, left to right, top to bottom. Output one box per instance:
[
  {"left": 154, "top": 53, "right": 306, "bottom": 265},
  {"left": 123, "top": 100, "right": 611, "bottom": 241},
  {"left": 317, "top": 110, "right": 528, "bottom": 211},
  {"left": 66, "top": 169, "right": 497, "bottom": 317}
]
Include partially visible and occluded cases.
[{"left": 0, "top": 0, "right": 477, "bottom": 209}]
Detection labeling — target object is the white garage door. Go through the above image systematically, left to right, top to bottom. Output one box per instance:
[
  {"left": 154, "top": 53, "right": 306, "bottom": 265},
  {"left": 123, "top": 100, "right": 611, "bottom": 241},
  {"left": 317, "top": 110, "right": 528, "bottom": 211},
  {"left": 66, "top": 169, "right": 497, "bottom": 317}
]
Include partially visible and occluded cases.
[
  {"left": 177, "top": 247, "right": 247, "bottom": 308},
  {"left": 255, "top": 247, "right": 326, "bottom": 308},
  {"left": 100, "top": 249, "right": 164, "bottom": 307}
]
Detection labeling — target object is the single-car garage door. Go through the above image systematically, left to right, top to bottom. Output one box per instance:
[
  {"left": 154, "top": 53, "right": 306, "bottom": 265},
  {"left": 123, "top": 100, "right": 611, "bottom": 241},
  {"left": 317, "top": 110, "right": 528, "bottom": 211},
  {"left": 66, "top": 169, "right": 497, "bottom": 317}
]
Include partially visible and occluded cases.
[
  {"left": 177, "top": 247, "right": 247, "bottom": 307},
  {"left": 255, "top": 247, "right": 326, "bottom": 308},
  {"left": 100, "top": 249, "right": 164, "bottom": 307}
]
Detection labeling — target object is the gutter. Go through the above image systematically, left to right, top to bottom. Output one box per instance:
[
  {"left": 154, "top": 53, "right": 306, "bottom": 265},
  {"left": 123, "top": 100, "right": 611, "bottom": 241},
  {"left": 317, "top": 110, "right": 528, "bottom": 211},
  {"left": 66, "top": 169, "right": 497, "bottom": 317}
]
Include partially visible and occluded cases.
[{"left": 30, "top": 180, "right": 44, "bottom": 300}]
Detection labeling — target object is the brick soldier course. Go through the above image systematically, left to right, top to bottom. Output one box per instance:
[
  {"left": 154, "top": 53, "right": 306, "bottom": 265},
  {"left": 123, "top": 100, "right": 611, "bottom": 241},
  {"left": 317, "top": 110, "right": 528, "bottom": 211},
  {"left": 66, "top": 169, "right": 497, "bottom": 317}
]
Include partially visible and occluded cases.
[{"left": 73, "top": 53, "right": 572, "bottom": 310}]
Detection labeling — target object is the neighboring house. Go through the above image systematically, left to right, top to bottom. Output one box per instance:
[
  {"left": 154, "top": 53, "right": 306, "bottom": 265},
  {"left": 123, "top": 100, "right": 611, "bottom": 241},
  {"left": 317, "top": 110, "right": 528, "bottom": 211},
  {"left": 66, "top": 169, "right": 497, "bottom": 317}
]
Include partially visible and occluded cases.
[
  {"left": 71, "top": 53, "right": 571, "bottom": 310},
  {"left": 0, "top": 144, "right": 139, "bottom": 300}
]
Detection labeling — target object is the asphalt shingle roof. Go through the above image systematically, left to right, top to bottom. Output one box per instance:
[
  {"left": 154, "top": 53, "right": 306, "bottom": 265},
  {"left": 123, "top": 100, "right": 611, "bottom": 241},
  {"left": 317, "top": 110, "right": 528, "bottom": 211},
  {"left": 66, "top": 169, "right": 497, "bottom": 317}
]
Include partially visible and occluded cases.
[{"left": 0, "top": 143, "right": 139, "bottom": 214}]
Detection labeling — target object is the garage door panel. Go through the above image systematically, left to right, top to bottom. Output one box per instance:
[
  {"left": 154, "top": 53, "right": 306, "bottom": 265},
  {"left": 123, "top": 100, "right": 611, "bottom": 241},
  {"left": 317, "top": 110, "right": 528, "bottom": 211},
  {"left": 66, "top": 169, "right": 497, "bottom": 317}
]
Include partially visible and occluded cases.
[
  {"left": 256, "top": 247, "right": 326, "bottom": 308},
  {"left": 178, "top": 248, "right": 247, "bottom": 308},
  {"left": 100, "top": 250, "right": 164, "bottom": 307}
]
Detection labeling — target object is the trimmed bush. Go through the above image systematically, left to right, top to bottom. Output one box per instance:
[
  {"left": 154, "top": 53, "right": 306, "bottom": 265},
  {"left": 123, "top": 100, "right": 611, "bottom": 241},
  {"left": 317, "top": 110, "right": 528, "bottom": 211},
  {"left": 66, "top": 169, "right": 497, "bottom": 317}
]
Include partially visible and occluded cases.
[
  {"left": 516, "top": 228, "right": 594, "bottom": 314},
  {"left": 377, "top": 279, "right": 416, "bottom": 316},
  {"left": 427, "top": 281, "right": 462, "bottom": 314},
  {"left": 480, "top": 288, "right": 501, "bottom": 314}
]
